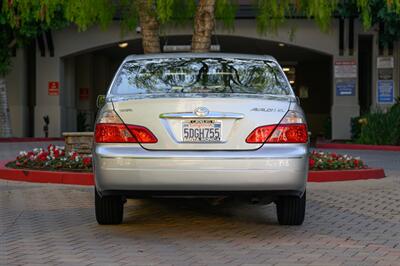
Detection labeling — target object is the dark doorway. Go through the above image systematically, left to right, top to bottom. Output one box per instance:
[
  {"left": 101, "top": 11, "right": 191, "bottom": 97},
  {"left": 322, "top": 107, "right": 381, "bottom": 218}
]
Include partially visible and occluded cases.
[
  {"left": 358, "top": 35, "right": 373, "bottom": 114},
  {"left": 26, "top": 41, "right": 36, "bottom": 137}
]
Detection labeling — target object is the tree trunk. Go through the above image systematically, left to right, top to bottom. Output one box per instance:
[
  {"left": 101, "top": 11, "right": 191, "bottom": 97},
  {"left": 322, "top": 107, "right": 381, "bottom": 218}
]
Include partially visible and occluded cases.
[
  {"left": 136, "top": 0, "right": 161, "bottom": 54},
  {"left": 191, "top": 0, "right": 216, "bottom": 52},
  {"left": 0, "top": 77, "right": 12, "bottom": 137}
]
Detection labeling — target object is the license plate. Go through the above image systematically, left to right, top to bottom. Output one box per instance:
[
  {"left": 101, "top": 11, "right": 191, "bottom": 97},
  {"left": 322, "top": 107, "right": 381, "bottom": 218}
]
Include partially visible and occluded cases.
[{"left": 182, "top": 120, "right": 222, "bottom": 142}]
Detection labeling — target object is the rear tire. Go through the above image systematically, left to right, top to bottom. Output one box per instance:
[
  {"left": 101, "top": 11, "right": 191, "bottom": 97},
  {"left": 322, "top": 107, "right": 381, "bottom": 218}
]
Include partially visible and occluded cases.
[
  {"left": 95, "top": 188, "right": 124, "bottom": 225},
  {"left": 276, "top": 191, "right": 306, "bottom": 225}
]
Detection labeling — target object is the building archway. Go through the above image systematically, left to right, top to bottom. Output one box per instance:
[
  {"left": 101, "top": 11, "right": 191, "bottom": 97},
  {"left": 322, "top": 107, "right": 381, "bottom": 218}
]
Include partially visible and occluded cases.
[{"left": 62, "top": 35, "right": 332, "bottom": 137}]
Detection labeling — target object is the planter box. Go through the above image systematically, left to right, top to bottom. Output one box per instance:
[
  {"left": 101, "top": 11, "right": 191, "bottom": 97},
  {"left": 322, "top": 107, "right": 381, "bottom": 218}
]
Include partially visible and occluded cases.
[
  {"left": 62, "top": 132, "right": 93, "bottom": 154},
  {"left": 0, "top": 160, "right": 385, "bottom": 185}
]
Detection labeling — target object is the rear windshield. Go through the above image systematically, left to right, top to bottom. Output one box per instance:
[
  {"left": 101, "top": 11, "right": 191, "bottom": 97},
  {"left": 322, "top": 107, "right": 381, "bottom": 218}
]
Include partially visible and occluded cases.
[{"left": 110, "top": 57, "right": 292, "bottom": 96}]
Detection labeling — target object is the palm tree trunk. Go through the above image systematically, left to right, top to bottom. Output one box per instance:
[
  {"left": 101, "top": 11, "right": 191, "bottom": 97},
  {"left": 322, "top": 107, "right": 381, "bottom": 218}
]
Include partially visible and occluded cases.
[
  {"left": 136, "top": 0, "right": 161, "bottom": 54},
  {"left": 191, "top": 0, "right": 216, "bottom": 52},
  {"left": 0, "top": 77, "right": 12, "bottom": 137}
]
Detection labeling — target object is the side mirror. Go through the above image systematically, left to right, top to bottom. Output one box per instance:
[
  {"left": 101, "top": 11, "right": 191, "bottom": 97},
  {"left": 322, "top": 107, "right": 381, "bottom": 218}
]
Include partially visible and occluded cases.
[{"left": 96, "top": 95, "right": 106, "bottom": 108}]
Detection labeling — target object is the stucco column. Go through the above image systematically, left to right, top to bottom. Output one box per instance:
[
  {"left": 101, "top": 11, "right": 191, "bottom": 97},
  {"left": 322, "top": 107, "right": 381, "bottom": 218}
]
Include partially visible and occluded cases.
[
  {"left": 370, "top": 43, "right": 398, "bottom": 109},
  {"left": 5, "top": 49, "right": 28, "bottom": 137},
  {"left": 34, "top": 56, "right": 63, "bottom": 137},
  {"left": 60, "top": 56, "right": 77, "bottom": 133},
  {"left": 331, "top": 56, "right": 360, "bottom": 139}
]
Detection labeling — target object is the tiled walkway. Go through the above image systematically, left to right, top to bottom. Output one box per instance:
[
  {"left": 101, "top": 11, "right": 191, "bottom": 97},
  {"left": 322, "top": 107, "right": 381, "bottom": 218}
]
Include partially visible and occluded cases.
[
  {"left": 0, "top": 142, "right": 400, "bottom": 265},
  {"left": 1, "top": 177, "right": 400, "bottom": 266}
]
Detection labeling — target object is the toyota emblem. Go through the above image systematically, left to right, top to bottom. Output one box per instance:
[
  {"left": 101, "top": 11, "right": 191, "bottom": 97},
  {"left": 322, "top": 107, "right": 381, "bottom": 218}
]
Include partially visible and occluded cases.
[{"left": 194, "top": 107, "right": 209, "bottom": 117}]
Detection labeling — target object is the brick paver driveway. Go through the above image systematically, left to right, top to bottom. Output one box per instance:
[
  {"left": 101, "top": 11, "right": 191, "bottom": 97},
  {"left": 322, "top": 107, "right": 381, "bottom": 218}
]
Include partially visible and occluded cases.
[{"left": 1, "top": 143, "right": 400, "bottom": 265}]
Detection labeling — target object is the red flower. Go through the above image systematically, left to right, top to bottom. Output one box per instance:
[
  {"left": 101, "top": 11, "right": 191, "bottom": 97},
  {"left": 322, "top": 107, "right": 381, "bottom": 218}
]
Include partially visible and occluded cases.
[
  {"left": 47, "top": 144, "right": 55, "bottom": 152},
  {"left": 37, "top": 151, "right": 49, "bottom": 161},
  {"left": 70, "top": 152, "right": 78, "bottom": 160},
  {"left": 83, "top": 157, "right": 92, "bottom": 167},
  {"left": 309, "top": 158, "right": 315, "bottom": 169},
  {"left": 354, "top": 159, "right": 359, "bottom": 167}
]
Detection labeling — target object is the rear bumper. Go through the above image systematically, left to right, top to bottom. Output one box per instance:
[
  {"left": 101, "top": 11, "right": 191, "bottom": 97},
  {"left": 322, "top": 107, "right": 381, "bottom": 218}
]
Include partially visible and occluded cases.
[{"left": 94, "top": 144, "right": 308, "bottom": 195}]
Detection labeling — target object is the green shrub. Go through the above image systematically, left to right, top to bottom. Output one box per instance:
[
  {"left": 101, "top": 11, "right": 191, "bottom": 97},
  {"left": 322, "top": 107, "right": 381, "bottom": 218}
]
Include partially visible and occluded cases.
[
  {"left": 356, "top": 104, "right": 400, "bottom": 145},
  {"left": 387, "top": 104, "right": 400, "bottom": 145},
  {"left": 351, "top": 116, "right": 362, "bottom": 140}
]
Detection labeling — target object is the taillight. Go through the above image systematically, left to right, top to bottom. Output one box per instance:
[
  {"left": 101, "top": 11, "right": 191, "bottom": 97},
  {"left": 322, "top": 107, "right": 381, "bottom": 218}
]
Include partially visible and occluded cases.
[
  {"left": 95, "top": 110, "right": 157, "bottom": 143},
  {"left": 246, "top": 111, "right": 308, "bottom": 144},
  {"left": 95, "top": 123, "right": 137, "bottom": 143},
  {"left": 95, "top": 124, "right": 158, "bottom": 143},
  {"left": 266, "top": 124, "right": 308, "bottom": 143},
  {"left": 126, "top": 125, "right": 158, "bottom": 143},
  {"left": 246, "top": 125, "right": 276, "bottom": 143}
]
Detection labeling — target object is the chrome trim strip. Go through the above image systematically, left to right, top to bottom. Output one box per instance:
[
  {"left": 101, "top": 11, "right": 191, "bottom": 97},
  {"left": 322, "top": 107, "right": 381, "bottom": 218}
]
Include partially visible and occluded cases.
[{"left": 159, "top": 112, "right": 245, "bottom": 119}]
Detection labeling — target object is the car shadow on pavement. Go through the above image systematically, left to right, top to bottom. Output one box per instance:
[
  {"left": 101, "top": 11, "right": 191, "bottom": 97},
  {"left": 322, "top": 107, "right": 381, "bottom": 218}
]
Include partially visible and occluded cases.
[{"left": 123, "top": 197, "right": 278, "bottom": 226}]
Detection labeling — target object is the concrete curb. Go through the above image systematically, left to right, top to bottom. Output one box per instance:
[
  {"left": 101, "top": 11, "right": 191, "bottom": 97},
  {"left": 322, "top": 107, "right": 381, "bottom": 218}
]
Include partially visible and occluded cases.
[
  {"left": 0, "top": 160, "right": 385, "bottom": 186},
  {"left": 0, "top": 161, "right": 93, "bottom": 185},
  {"left": 308, "top": 168, "right": 385, "bottom": 182}
]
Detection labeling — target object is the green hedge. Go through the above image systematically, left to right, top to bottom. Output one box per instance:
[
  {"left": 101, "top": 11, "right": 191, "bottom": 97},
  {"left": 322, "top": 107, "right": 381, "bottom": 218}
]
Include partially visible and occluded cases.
[{"left": 353, "top": 99, "right": 400, "bottom": 145}]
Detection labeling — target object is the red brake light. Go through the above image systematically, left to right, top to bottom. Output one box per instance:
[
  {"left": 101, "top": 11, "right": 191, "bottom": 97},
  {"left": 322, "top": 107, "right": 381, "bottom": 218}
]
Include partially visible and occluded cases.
[
  {"left": 246, "top": 110, "right": 308, "bottom": 144},
  {"left": 95, "top": 123, "right": 157, "bottom": 143},
  {"left": 95, "top": 123, "right": 136, "bottom": 143},
  {"left": 246, "top": 124, "right": 308, "bottom": 144},
  {"left": 266, "top": 124, "right": 308, "bottom": 143},
  {"left": 126, "top": 125, "right": 158, "bottom": 143},
  {"left": 246, "top": 125, "right": 276, "bottom": 143}
]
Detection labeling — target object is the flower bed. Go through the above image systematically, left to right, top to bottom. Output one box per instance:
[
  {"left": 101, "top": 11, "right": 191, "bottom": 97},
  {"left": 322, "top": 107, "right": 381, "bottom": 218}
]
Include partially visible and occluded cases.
[
  {"left": 6, "top": 145, "right": 92, "bottom": 172},
  {"left": 5, "top": 146, "right": 366, "bottom": 173},
  {"left": 1, "top": 147, "right": 384, "bottom": 184},
  {"left": 309, "top": 150, "right": 366, "bottom": 171}
]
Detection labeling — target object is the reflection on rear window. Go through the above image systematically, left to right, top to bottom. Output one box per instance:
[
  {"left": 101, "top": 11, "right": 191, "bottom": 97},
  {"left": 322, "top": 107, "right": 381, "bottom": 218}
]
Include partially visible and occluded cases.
[{"left": 111, "top": 58, "right": 291, "bottom": 96}]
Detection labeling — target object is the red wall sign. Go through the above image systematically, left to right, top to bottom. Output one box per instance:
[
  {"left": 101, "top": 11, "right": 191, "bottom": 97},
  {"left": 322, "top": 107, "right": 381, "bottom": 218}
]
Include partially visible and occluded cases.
[
  {"left": 48, "top": 81, "right": 60, "bottom": 96},
  {"left": 79, "top": 88, "right": 90, "bottom": 100}
]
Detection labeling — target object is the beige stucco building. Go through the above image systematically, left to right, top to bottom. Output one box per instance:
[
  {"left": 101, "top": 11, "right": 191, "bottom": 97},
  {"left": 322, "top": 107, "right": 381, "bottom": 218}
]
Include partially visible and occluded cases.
[{"left": 5, "top": 16, "right": 400, "bottom": 139}]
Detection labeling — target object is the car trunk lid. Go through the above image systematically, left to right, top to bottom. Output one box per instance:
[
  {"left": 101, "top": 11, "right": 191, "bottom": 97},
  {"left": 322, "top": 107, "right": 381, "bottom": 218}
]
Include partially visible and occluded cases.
[{"left": 113, "top": 96, "right": 291, "bottom": 150}]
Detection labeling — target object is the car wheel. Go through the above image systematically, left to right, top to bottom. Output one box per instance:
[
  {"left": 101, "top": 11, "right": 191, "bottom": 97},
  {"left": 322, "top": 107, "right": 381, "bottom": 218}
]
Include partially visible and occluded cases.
[
  {"left": 95, "top": 188, "right": 124, "bottom": 225},
  {"left": 276, "top": 191, "right": 306, "bottom": 225}
]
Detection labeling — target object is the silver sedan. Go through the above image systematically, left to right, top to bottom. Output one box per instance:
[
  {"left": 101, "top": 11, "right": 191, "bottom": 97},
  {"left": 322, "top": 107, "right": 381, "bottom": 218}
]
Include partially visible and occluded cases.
[{"left": 93, "top": 53, "right": 309, "bottom": 226}]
